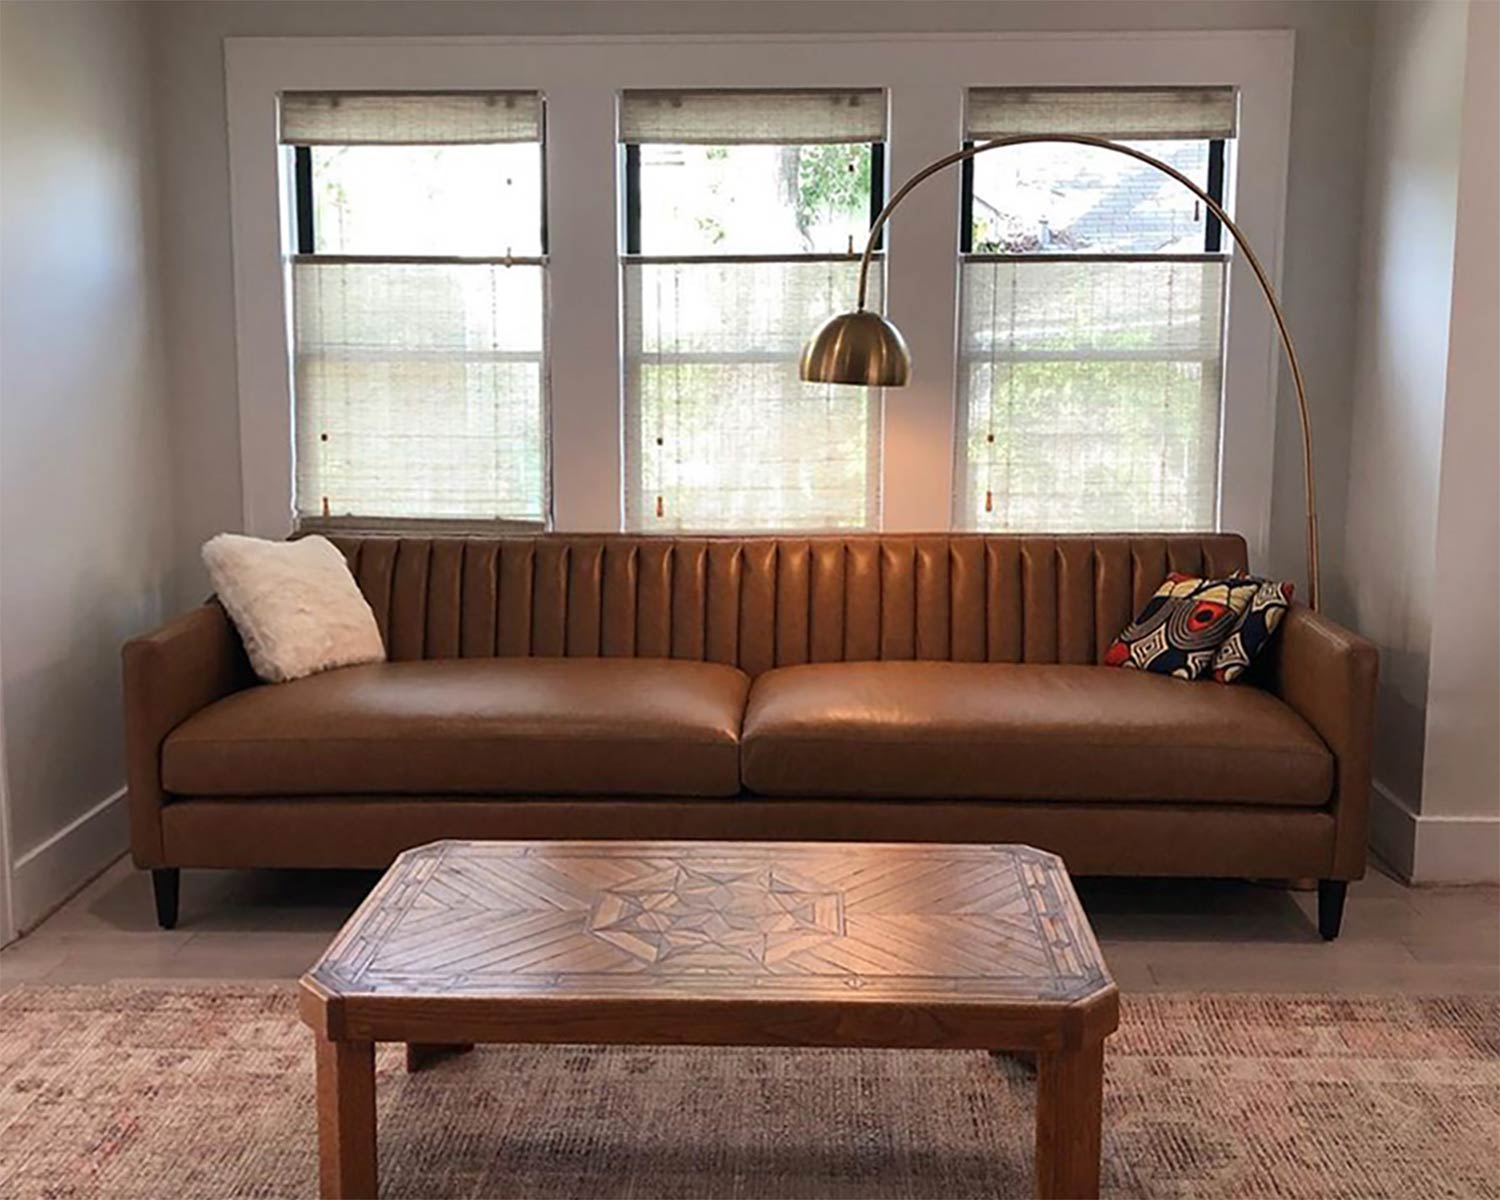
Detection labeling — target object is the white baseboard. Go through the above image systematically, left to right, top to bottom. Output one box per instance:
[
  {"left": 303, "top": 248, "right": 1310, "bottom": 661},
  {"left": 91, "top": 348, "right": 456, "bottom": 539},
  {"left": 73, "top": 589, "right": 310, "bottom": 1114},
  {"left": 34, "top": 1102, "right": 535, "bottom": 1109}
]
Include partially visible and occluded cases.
[
  {"left": 1370, "top": 782, "right": 1500, "bottom": 884},
  {"left": 10, "top": 787, "right": 128, "bottom": 932}
]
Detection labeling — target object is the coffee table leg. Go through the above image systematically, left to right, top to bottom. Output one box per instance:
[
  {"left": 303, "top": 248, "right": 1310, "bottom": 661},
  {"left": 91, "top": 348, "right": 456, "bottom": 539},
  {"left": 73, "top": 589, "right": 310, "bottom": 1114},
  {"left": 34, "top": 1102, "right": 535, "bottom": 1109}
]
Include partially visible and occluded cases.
[
  {"left": 315, "top": 1035, "right": 377, "bottom": 1199},
  {"left": 1034, "top": 1038, "right": 1105, "bottom": 1200},
  {"left": 405, "top": 1042, "right": 474, "bottom": 1073}
]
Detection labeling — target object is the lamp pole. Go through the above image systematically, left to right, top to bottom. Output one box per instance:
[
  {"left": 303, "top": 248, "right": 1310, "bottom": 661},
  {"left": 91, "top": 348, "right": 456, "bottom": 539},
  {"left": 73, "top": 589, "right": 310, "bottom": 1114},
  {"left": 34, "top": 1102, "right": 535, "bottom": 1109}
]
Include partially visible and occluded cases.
[{"left": 806, "top": 134, "right": 1319, "bottom": 611}]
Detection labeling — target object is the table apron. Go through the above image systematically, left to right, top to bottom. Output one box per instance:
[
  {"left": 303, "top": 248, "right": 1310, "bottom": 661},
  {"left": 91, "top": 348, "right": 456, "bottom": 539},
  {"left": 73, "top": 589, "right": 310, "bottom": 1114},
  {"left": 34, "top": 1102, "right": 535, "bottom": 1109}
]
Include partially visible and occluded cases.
[{"left": 304, "top": 991, "right": 1120, "bottom": 1052}]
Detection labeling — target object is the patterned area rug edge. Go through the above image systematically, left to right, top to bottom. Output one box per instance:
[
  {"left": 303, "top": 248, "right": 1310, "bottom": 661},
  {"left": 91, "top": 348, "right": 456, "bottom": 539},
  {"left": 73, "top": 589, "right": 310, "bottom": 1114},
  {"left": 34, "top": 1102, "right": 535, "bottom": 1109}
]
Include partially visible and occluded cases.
[{"left": 2, "top": 984, "right": 1497, "bottom": 1199}]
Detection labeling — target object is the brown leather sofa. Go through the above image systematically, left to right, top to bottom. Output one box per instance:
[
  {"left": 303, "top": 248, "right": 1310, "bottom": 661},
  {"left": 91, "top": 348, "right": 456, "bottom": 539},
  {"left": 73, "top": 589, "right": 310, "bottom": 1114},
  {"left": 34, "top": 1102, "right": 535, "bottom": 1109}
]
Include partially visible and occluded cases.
[{"left": 124, "top": 533, "right": 1378, "bottom": 938}]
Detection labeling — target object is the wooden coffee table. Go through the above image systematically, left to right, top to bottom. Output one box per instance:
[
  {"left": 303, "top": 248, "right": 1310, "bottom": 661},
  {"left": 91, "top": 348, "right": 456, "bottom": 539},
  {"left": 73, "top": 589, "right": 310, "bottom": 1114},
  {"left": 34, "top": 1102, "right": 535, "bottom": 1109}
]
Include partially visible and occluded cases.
[{"left": 299, "top": 840, "right": 1117, "bottom": 1199}]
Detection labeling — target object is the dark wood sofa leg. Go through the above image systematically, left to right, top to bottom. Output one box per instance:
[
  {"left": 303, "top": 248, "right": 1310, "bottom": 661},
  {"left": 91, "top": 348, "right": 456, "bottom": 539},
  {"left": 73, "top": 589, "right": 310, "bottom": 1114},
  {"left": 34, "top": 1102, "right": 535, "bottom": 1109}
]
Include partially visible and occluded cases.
[
  {"left": 152, "top": 869, "right": 180, "bottom": 930},
  {"left": 1317, "top": 880, "right": 1347, "bottom": 941}
]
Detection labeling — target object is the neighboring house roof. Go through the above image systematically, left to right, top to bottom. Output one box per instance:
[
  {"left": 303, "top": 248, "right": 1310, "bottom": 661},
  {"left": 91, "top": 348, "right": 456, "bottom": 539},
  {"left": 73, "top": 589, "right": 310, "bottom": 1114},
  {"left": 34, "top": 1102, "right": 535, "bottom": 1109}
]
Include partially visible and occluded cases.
[{"left": 974, "top": 141, "right": 1211, "bottom": 255}]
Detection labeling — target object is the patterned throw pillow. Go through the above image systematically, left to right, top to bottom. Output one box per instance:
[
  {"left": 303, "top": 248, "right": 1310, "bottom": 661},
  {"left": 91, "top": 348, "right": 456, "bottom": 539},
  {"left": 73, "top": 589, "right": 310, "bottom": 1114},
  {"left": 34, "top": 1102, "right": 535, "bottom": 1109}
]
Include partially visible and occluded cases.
[
  {"left": 1103, "top": 573, "right": 1260, "bottom": 680},
  {"left": 1212, "top": 576, "right": 1295, "bottom": 682}
]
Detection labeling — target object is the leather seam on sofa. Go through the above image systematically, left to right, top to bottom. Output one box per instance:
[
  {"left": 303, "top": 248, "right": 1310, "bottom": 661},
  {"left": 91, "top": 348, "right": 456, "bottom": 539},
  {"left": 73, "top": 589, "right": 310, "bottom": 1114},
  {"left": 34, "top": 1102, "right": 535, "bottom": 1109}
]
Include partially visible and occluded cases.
[
  {"left": 167, "top": 732, "right": 742, "bottom": 747},
  {"left": 738, "top": 732, "right": 1330, "bottom": 756}
]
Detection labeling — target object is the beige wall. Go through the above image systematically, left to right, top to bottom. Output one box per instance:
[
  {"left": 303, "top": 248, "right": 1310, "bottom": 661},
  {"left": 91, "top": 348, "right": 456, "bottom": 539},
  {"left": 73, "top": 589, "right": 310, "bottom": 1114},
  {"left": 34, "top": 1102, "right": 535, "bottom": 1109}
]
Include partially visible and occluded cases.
[
  {"left": 0, "top": 0, "right": 176, "bottom": 927},
  {"left": 145, "top": 0, "right": 1375, "bottom": 608}
]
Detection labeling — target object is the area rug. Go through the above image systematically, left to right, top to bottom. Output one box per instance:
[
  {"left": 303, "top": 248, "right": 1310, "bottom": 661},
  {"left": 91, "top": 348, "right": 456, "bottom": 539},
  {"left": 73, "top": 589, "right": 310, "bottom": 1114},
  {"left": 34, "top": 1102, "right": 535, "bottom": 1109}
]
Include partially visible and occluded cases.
[{"left": 0, "top": 986, "right": 1495, "bottom": 1199}]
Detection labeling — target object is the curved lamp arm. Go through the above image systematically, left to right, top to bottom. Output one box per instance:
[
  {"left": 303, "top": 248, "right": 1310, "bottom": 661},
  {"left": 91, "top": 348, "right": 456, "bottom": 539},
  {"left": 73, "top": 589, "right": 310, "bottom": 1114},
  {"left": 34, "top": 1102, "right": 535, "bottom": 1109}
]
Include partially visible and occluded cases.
[{"left": 831, "top": 133, "right": 1318, "bottom": 610}]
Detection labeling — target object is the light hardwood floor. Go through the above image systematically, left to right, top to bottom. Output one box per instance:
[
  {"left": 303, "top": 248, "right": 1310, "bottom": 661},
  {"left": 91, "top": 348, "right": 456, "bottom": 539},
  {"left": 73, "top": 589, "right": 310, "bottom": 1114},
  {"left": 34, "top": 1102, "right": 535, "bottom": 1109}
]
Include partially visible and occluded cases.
[{"left": 1, "top": 854, "right": 1496, "bottom": 996}]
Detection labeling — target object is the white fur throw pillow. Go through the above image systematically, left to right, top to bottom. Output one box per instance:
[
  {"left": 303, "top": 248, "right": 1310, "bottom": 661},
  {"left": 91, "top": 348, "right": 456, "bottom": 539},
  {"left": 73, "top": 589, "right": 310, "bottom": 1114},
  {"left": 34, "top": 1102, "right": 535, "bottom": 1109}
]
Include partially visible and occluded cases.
[{"left": 202, "top": 534, "right": 385, "bottom": 683}]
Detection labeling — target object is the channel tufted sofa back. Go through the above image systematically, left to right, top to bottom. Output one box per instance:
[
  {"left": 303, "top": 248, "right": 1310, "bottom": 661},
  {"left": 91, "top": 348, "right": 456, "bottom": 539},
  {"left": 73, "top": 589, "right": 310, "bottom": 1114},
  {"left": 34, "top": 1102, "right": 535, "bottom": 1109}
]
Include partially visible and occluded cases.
[{"left": 324, "top": 533, "right": 1248, "bottom": 675}]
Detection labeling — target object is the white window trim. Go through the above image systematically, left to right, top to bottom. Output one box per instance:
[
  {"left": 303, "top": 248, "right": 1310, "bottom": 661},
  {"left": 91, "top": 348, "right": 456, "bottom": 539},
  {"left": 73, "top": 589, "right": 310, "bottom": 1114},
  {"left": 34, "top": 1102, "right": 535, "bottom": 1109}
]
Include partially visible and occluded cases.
[{"left": 225, "top": 31, "right": 1293, "bottom": 562}]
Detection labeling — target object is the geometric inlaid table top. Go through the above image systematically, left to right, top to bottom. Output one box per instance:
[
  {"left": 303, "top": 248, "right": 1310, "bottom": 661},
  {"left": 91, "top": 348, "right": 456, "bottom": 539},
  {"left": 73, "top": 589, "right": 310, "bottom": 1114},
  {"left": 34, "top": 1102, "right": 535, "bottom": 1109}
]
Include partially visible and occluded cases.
[
  {"left": 306, "top": 840, "right": 1114, "bottom": 1013},
  {"left": 299, "top": 841, "right": 1119, "bottom": 1199}
]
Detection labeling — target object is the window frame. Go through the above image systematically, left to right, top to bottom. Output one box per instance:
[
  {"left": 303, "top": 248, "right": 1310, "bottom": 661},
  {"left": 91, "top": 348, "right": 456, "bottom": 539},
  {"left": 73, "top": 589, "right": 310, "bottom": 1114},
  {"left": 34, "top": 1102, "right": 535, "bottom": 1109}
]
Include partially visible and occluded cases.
[
  {"left": 225, "top": 33, "right": 1293, "bottom": 565},
  {"left": 294, "top": 146, "right": 314, "bottom": 255}
]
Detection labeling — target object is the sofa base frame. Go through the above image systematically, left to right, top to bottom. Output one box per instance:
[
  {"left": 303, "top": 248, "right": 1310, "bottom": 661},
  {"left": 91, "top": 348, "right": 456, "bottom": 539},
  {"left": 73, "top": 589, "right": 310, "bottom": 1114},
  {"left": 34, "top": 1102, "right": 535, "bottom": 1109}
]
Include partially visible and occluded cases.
[
  {"left": 144, "top": 792, "right": 1353, "bottom": 887},
  {"left": 151, "top": 794, "right": 1340, "bottom": 872},
  {"left": 142, "top": 798, "right": 1359, "bottom": 936}
]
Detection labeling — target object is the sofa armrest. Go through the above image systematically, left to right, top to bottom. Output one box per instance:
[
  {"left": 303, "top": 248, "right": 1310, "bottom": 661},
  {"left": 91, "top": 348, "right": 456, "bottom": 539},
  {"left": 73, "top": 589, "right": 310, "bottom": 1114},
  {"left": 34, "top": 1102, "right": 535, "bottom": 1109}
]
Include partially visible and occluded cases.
[
  {"left": 123, "top": 603, "right": 252, "bottom": 865},
  {"left": 1262, "top": 605, "right": 1380, "bottom": 879}
]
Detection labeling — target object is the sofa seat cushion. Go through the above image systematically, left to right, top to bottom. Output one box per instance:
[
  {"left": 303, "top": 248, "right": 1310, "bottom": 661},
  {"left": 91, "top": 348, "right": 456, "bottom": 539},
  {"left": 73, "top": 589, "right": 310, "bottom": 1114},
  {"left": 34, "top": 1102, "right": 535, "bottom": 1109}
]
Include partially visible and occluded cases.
[
  {"left": 163, "top": 657, "right": 750, "bottom": 798},
  {"left": 741, "top": 661, "right": 1332, "bottom": 807}
]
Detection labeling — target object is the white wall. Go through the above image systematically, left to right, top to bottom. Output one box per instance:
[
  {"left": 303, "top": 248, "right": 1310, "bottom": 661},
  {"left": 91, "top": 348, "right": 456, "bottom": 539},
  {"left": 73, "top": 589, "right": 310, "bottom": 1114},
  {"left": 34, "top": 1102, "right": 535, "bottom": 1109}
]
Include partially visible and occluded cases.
[
  {"left": 0, "top": 0, "right": 177, "bottom": 932},
  {"left": 147, "top": 0, "right": 1376, "bottom": 609},
  {"left": 1342, "top": 0, "right": 1465, "bottom": 810},
  {"left": 1347, "top": 0, "right": 1499, "bottom": 882},
  {"left": 1416, "top": 0, "right": 1499, "bottom": 878}
]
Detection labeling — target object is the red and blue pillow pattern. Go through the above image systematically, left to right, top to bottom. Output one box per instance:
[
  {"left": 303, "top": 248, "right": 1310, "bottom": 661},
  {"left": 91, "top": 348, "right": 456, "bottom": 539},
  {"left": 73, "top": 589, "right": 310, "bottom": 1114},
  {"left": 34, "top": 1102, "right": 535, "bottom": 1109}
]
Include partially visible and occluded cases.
[{"left": 1104, "top": 571, "right": 1291, "bottom": 682}]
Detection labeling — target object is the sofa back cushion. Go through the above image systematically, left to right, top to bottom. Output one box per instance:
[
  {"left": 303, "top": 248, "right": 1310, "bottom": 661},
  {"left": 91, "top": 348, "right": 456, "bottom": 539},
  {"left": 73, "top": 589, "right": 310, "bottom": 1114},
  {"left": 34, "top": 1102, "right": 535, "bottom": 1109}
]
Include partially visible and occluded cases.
[{"left": 326, "top": 534, "right": 1248, "bottom": 675}]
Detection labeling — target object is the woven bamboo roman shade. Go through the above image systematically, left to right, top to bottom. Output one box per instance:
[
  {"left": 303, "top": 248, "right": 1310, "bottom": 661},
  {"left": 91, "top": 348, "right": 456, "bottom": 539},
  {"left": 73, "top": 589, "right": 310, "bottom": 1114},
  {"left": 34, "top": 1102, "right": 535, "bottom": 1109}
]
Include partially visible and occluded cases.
[
  {"left": 955, "top": 86, "right": 1234, "bottom": 534},
  {"left": 967, "top": 86, "right": 1237, "bottom": 141},
  {"left": 620, "top": 88, "right": 885, "bottom": 531},
  {"left": 620, "top": 89, "right": 885, "bottom": 145},
  {"left": 279, "top": 91, "right": 542, "bottom": 145},
  {"left": 286, "top": 91, "right": 548, "bottom": 527},
  {"left": 956, "top": 259, "right": 1226, "bottom": 532},
  {"left": 623, "top": 260, "right": 882, "bottom": 531},
  {"left": 293, "top": 261, "right": 546, "bottom": 524}
]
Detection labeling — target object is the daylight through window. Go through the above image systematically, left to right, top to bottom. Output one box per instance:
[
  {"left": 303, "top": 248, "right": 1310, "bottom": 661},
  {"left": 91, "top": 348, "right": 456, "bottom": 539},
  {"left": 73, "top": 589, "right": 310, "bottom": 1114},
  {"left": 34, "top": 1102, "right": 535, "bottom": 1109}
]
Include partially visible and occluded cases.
[
  {"left": 954, "top": 86, "right": 1236, "bottom": 533},
  {"left": 620, "top": 89, "right": 887, "bottom": 532},
  {"left": 282, "top": 91, "right": 548, "bottom": 528}
]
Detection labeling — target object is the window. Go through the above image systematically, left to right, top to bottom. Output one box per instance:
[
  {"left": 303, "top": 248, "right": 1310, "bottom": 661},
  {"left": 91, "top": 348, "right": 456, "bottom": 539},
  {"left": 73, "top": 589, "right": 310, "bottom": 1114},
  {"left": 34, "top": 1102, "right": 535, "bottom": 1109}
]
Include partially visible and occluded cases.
[
  {"left": 954, "top": 87, "right": 1236, "bottom": 532},
  {"left": 620, "top": 89, "right": 886, "bottom": 532},
  {"left": 282, "top": 91, "right": 549, "bottom": 528}
]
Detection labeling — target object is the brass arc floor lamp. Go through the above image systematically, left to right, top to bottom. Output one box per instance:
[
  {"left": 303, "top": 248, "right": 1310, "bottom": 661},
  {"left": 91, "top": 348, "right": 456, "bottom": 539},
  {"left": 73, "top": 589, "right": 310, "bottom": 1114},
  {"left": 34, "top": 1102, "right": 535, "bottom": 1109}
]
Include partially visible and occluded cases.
[{"left": 800, "top": 133, "right": 1320, "bottom": 611}]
